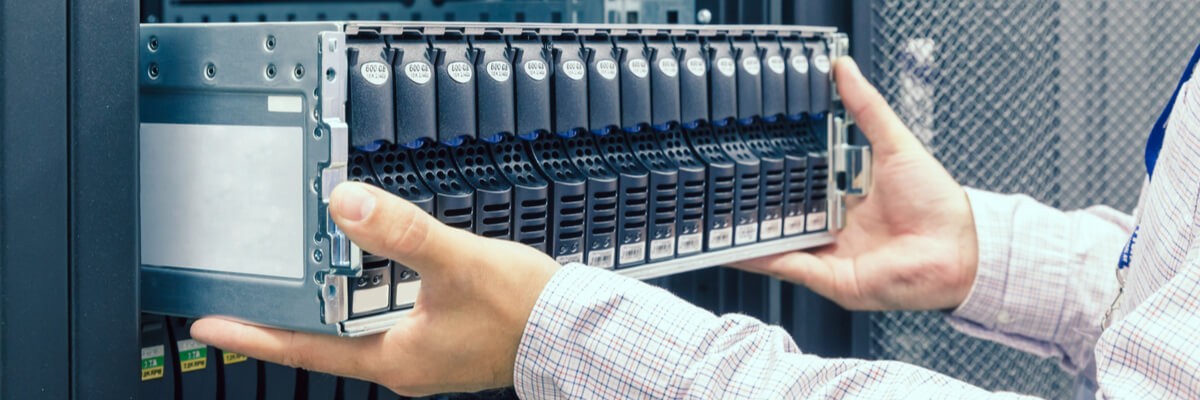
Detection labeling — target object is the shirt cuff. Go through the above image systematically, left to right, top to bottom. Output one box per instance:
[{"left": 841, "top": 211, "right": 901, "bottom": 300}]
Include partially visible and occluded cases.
[
  {"left": 948, "top": 188, "right": 1071, "bottom": 340},
  {"left": 949, "top": 188, "right": 1011, "bottom": 328}
]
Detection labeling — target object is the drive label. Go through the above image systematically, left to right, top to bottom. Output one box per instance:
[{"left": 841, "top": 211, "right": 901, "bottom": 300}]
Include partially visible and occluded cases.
[
  {"left": 813, "top": 54, "right": 831, "bottom": 73},
  {"left": 791, "top": 55, "right": 809, "bottom": 74},
  {"left": 741, "top": 56, "right": 761, "bottom": 75},
  {"left": 767, "top": 56, "right": 786, "bottom": 75},
  {"left": 686, "top": 57, "right": 706, "bottom": 77},
  {"left": 716, "top": 57, "right": 736, "bottom": 77},
  {"left": 628, "top": 58, "right": 650, "bottom": 78},
  {"left": 658, "top": 58, "right": 679, "bottom": 78},
  {"left": 596, "top": 59, "right": 619, "bottom": 80},
  {"left": 524, "top": 60, "right": 549, "bottom": 81},
  {"left": 562, "top": 60, "right": 586, "bottom": 80},
  {"left": 447, "top": 61, "right": 473, "bottom": 83},
  {"left": 485, "top": 61, "right": 511, "bottom": 82},
  {"left": 360, "top": 62, "right": 390, "bottom": 85},
  {"left": 404, "top": 62, "right": 433, "bottom": 84},
  {"left": 806, "top": 211, "right": 827, "bottom": 231},
  {"left": 784, "top": 216, "right": 806, "bottom": 235},
  {"left": 760, "top": 218, "right": 783, "bottom": 239},
  {"left": 735, "top": 223, "right": 759, "bottom": 245},
  {"left": 709, "top": 227, "right": 733, "bottom": 248},
  {"left": 677, "top": 233, "right": 703, "bottom": 254},
  {"left": 650, "top": 238, "right": 675, "bottom": 260},
  {"left": 620, "top": 242, "right": 646, "bottom": 264},
  {"left": 587, "top": 248, "right": 615, "bottom": 269},
  {"left": 555, "top": 252, "right": 584, "bottom": 265},
  {"left": 177, "top": 339, "right": 207, "bottom": 373},
  {"left": 141, "top": 345, "right": 165, "bottom": 381},
  {"left": 223, "top": 351, "right": 248, "bottom": 365}
]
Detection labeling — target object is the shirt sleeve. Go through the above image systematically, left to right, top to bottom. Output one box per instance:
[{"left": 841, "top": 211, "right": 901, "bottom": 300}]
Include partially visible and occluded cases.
[
  {"left": 947, "top": 188, "right": 1133, "bottom": 376},
  {"left": 514, "top": 264, "right": 1036, "bottom": 399}
]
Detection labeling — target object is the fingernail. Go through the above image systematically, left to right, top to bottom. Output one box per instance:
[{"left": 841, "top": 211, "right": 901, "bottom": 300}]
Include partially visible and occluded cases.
[{"left": 334, "top": 184, "right": 375, "bottom": 222}]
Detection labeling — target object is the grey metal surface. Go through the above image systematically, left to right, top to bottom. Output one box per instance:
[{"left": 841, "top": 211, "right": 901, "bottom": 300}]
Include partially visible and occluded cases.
[
  {"left": 0, "top": 0, "right": 70, "bottom": 398},
  {"left": 146, "top": 0, "right": 695, "bottom": 25},
  {"left": 866, "top": 1, "right": 1200, "bottom": 398},
  {"left": 140, "top": 22, "right": 348, "bottom": 334},
  {"left": 141, "top": 123, "right": 307, "bottom": 278},
  {"left": 343, "top": 232, "right": 834, "bottom": 336}
]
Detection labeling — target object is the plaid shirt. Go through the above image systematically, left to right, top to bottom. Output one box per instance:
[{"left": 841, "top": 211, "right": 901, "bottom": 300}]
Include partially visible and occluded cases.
[{"left": 511, "top": 73, "right": 1200, "bottom": 400}]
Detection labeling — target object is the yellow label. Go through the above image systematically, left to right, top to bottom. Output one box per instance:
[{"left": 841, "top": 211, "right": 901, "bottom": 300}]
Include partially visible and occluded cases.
[
  {"left": 223, "top": 352, "right": 248, "bottom": 365},
  {"left": 180, "top": 358, "right": 207, "bottom": 372},
  {"left": 141, "top": 366, "right": 164, "bottom": 381}
]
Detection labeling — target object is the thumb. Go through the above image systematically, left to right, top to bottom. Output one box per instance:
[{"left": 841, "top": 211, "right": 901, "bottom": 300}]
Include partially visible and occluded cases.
[
  {"left": 834, "top": 57, "right": 923, "bottom": 157},
  {"left": 329, "top": 182, "right": 479, "bottom": 277}
]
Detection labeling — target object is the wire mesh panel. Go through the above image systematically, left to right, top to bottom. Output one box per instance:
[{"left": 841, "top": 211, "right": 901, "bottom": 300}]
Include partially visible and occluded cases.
[{"left": 868, "top": 1, "right": 1200, "bottom": 398}]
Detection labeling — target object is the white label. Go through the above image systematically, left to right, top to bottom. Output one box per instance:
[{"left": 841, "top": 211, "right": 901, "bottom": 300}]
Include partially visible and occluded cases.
[
  {"left": 813, "top": 54, "right": 831, "bottom": 73},
  {"left": 791, "top": 55, "right": 810, "bottom": 74},
  {"left": 741, "top": 56, "right": 761, "bottom": 75},
  {"left": 767, "top": 56, "right": 786, "bottom": 75},
  {"left": 686, "top": 57, "right": 706, "bottom": 77},
  {"left": 716, "top": 57, "right": 736, "bottom": 77},
  {"left": 628, "top": 58, "right": 649, "bottom": 79},
  {"left": 658, "top": 58, "right": 679, "bottom": 78},
  {"left": 596, "top": 59, "right": 618, "bottom": 80},
  {"left": 524, "top": 60, "right": 549, "bottom": 81},
  {"left": 561, "top": 60, "right": 586, "bottom": 80},
  {"left": 360, "top": 61, "right": 390, "bottom": 85},
  {"left": 447, "top": 61, "right": 473, "bottom": 83},
  {"left": 485, "top": 61, "right": 511, "bottom": 82},
  {"left": 404, "top": 62, "right": 433, "bottom": 84},
  {"left": 266, "top": 96, "right": 302, "bottom": 113},
  {"left": 141, "top": 123, "right": 304, "bottom": 279},
  {"left": 806, "top": 211, "right": 827, "bottom": 232},
  {"left": 784, "top": 216, "right": 806, "bottom": 235},
  {"left": 760, "top": 219, "right": 782, "bottom": 239},
  {"left": 735, "top": 223, "right": 759, "bottom": 245},
  {"left": 709, "top": 227, "right": 733, "bottom": 249},
  {"left": 677, "top": 233, "right": 703, "bottom": 254},
  {"left": 650, "top": 238, "right": 675, "bottom": 260},
  {"left": 620, "top": 242, "right": 646, "bottom": 264},
  {"left": 587, "top": 248, "right": 615, "bottom": 269},
  {"left": 555, "top": 252, "right": 584, "bottom": 265},
  {"left": 393, "top": 280, "right": 420, "bottom": 307},
  {"left": 352, "top": 285, "right": 390, "bottom": 315},
  {"left": 177, "top": 339, "right": 205, "bottom": 352},
  {"left": 142, "top": 345, "right": 165, "bottom": 359}
]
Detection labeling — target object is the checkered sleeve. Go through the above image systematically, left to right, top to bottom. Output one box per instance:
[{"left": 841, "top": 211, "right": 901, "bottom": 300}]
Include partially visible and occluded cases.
[
  {"left": 947, "top": 188, "right": 1132, "bottom": 376},
  {"left": 514, "top": 264, "right": 1036, "bottom": 399}
]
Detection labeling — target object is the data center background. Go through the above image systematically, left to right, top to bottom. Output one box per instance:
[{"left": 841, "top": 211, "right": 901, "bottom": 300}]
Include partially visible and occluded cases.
[{"left": 1, "top": 1, "right": 1191, "bottom": 399}]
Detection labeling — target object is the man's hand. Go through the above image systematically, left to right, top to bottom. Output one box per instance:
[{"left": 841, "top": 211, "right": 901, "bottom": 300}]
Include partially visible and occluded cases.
[
  {"left": 731, "top": 58, "right": 979, "bottom": 311},
  {"left": 191, "top": 183, "right": 561, "bottom": 396}
]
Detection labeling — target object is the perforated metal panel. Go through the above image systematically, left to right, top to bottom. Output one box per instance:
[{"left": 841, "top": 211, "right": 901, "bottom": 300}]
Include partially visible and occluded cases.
[{"left": 867, "top": 1, "right": 1200, "bottom": 397}]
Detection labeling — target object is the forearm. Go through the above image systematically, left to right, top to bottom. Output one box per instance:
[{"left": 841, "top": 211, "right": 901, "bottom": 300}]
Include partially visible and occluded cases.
[
  {"left": 948, "top": 188, "right": 1132, "bottom": 375},
  {"left": 516, "top": 265, "right": 1034, "bottom": 399}
]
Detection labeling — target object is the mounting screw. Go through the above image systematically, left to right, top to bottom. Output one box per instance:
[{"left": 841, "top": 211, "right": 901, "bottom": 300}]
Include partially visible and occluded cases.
[
  {"left": 696, "top": 9, "right": 712, "bottom": 24},
  {"left": 312, "top": 248, "right": 324, "bottom": 262}
]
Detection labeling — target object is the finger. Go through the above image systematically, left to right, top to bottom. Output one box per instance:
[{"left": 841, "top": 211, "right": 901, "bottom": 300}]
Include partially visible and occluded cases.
[
  {"left": 834, "top": 57, "right": 923, "bottom": 157},
  {"left": 329, "top": 182, "right": 480, "bottom": 276},
  {"left": 730, "top": 251, "right": 862, "bottom": 307},
  {"left": 191, "top": 317, "right": 387, "bottom": 380}
]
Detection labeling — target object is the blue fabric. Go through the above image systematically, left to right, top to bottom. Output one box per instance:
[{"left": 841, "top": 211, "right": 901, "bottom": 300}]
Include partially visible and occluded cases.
[{"left": 1147, "top": 43, "right": 1200, "bottom": 179}]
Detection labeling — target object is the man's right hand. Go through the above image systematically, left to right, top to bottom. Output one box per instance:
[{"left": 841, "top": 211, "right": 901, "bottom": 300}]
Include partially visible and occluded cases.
[{"left": 731, "top": 58, "right": 980, "bottom": 311}]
